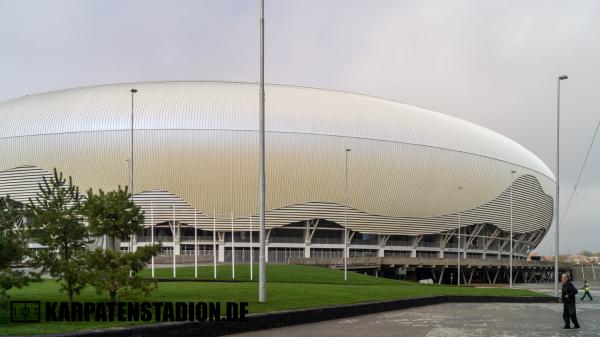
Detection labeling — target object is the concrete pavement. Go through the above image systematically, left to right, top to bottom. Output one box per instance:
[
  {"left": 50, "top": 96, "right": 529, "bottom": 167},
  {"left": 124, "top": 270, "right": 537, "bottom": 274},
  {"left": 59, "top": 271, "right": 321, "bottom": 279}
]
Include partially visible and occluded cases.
[{"left": 229, "top": 293, "right": 600, "bottom": 336}]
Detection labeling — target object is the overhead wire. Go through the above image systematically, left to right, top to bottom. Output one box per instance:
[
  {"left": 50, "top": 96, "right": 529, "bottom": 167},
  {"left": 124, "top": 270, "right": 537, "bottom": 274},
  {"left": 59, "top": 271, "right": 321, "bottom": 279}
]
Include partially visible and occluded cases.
[{"left": 536, "top": 119, "right": 600, "bottom": 253}]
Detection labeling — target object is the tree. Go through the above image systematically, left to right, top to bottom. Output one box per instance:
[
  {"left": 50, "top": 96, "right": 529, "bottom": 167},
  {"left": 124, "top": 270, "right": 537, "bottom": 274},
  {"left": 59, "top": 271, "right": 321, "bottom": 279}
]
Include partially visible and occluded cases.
[
  {"left": 25, "top": 169, "right": 90, "bottom": 304},
  {"left": 82, "top": 186, "right": 160, "bottom": 302},
  {"left": 0, "top": 196, "right": 37, "bottom": 308},
  {"left": 580, "top": 250, "right": 593, "bottom": 257}
]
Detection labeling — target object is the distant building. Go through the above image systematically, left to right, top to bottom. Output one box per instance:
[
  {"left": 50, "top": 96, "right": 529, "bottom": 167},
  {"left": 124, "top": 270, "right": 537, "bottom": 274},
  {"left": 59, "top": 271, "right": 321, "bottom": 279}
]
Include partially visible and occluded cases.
[{"left": 566, "top": 255, "right": 591, "bottom": 265}]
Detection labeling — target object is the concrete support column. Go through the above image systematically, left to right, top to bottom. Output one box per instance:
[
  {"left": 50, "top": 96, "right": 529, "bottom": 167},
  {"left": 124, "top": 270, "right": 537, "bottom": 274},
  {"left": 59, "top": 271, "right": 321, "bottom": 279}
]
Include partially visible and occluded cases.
[
  {"left": 170, "top": 221, "right": 181, "bottom": 256},
  {"left": 218, "top": 240, "right": 225, "bottom": 263},
  {"left": 304, "top": 242, "right": 311, "bottom": 258},
  {"left": 265, "top": 243, "right": 269, "bottom": 262},
  {"left": 378, "top": 247, "right": 385, "bottom": 257},
  {"left": 410, "top": 249, "right": 417, "bottom": 258},
  {"left": 439, "top": 250, "right": 444, "bottom": 258}
]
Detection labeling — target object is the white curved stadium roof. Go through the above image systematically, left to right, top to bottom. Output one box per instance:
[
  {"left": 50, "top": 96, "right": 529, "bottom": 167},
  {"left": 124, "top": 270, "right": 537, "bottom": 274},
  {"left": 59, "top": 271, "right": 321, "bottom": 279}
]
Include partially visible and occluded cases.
[
  {"left": 0, "top": 81, "right": 553, "bottom": 180},
  {"left": 0, "top": 82, "right": 554, "bottom": 236}
]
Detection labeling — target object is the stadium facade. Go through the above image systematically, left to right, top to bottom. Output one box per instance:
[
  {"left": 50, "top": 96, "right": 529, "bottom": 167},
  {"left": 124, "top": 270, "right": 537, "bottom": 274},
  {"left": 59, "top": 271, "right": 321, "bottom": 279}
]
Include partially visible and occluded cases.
[{"left": 0, "top": 82, "right": 554, "bottom": 264}]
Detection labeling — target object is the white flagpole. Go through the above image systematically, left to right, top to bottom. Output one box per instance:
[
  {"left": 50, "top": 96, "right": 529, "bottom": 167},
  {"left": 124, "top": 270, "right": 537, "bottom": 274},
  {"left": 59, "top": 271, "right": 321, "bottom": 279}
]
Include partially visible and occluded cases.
[
  {"left": 258, "top": 0, "right": 267, "bottom": 303},
  {"left": 344, "top": 148, "right": 350, "bottom": 281},
  {"left": 151, "top": 201, "right": 155, "bottom": 278},
  {"left": 172, "top": 205, "right": 176, "bottom": 278},
  {"left": 194, "top": 210, "right": 198, "bottom": 279},
  {"left": 213, "top": 211, "right": 217, "bottom": 279},
  {"left": 231, "top": 212, "right": 235, "bottom": 279},
  {"left": 250, "top": 215, "right": 254, "bottom": 281}
]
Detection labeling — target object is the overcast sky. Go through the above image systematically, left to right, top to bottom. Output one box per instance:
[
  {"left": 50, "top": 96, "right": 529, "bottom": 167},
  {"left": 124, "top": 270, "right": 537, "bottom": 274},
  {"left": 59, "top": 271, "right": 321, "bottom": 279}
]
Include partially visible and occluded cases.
[{"left": 1, "top": 0, "right": 598, "bottom": 255}]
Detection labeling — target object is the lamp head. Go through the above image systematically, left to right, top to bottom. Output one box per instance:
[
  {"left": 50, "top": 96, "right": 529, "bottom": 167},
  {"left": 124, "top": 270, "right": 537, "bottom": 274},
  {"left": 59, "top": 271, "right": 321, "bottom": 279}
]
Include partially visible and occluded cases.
[
  {"left": 558, "top": 75, "right": 568, "bottom": 80},
  {"left": 131, "top": 88, "right": 138, "bottom": 93},
  {"left": 346, "top": 149, "right": 351, "bottom": 152}
]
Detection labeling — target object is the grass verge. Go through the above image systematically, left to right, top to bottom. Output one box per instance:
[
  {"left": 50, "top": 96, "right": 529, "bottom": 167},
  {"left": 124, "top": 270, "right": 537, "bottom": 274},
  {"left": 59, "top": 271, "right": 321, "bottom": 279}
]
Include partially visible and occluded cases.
[{"left": 1, "top": 264, "right": 546, "bottom": 336}]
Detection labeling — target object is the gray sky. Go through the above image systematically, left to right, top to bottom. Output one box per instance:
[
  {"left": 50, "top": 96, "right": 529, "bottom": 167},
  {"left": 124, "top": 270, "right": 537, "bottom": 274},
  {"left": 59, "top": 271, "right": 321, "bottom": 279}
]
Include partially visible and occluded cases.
[{"left": 1, "top": 0, "right": 598, "bottom": 255}]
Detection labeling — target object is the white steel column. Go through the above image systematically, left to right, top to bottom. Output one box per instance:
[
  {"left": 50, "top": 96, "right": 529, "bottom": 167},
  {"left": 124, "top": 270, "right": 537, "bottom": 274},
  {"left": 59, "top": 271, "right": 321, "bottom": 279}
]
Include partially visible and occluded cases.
[{"left": 304, "top": 220, "right": 311, "bottom": 258}]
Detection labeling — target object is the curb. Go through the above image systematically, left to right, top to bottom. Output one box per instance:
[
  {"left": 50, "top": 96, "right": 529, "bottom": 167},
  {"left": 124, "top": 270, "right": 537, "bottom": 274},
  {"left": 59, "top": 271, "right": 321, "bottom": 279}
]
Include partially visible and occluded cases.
[{"left": 30, "top": 296, "right": 557, "bottom": 337}]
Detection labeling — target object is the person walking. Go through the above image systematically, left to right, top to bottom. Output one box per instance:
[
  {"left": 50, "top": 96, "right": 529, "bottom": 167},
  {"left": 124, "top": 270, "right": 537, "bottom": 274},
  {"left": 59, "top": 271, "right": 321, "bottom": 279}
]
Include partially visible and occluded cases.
[
  {"left": 561, "top": 273, "right": 580, "bottom": 330},
  {"left": 581, "top": 280, "right": 593, "bottom": 301}
]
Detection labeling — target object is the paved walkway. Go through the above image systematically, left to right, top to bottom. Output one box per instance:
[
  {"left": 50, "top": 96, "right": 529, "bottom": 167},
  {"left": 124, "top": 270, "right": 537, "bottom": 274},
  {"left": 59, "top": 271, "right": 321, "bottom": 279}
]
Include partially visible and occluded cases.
[{"left": 230, "top": 293, "right": 600, "bottom": 336}]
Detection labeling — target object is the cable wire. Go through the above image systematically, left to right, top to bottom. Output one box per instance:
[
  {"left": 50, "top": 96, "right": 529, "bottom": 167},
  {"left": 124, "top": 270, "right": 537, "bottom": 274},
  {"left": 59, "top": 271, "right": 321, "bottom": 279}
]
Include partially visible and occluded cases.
[
  {"left": 536, "top": 119, "right": 600, "bottom": 253},
  {"left": 558, "top": 119, "right": 600, "bottom": 227}
]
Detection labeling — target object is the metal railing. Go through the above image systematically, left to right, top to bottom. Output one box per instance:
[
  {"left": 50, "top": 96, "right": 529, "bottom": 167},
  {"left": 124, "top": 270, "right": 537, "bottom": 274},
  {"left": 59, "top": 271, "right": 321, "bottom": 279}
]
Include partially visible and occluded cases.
[
  {"left": 138, "top": 235, "right": 172, "bottom": 242},
  {"left": 180, "top": 236, "right": 214, "bottom": 242},
  {"left": 268, "top": 236, "right": 305, "bottom": 243},
  {"left": 311, "top": 237, "right": 343, "bottom": 244},
  {"left": 351, "top": 239, "right": 378, "bottom": 245},
  {"left": 386, "top": 240, "right": 412, "bottom": 247},
  {"left": 419, "top": 241, "right": 439, "bottom": 248},
  {"left": 179, "top": 250, "right": 214, "bottom": 256},
  {"left": 311, "top": 250, "right": 343, "bottom": 259},
  {"left": 349, "top": 250, "right": 378, "bottom": 257},
  {"left": 290, "top": 256, "right": 558, "bottom": 268}
]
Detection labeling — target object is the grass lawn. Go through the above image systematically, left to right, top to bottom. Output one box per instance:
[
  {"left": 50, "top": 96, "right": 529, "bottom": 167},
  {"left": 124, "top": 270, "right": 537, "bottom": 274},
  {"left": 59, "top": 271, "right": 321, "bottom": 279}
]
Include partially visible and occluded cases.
[
  {"left": 138, "top": 263, "right": 405, "bottom": 284},
  {"left": 1, "top": 264, "right": 546, "bottom": 336}
]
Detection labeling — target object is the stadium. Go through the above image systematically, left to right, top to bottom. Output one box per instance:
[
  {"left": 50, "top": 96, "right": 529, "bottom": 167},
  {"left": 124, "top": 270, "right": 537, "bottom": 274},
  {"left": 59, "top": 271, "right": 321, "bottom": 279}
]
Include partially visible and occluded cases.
[{"left": 0, "top": 81, "right": 554, "bottom": 267}]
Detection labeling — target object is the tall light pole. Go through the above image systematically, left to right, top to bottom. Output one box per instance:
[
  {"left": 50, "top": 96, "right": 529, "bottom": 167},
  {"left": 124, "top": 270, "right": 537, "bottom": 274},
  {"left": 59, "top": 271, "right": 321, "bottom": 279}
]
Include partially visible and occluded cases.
[
  {"left": 258, "top": 0, "right": 267, "bottom": 303},
  {"left": 555, "top": 74, "right": 568, "bottom": 299},
  {"left": 129, "top": 88, "right": 137, "bottom": 254},
  {"left": 344, "top": 148, "right": 351, "bottom": 281},
  {"left": 510, "top": 170, "right": 516, "bottom": 288},
  {"left": 457, "top": 186, "right": 463, "bottom": 286}
]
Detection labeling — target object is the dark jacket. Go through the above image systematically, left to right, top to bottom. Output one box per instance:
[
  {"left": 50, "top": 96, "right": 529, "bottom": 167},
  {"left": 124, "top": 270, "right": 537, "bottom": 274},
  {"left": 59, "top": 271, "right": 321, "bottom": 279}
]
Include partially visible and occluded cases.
[{"left": 562, "top": 281, "right": 578, "bottom": 303}]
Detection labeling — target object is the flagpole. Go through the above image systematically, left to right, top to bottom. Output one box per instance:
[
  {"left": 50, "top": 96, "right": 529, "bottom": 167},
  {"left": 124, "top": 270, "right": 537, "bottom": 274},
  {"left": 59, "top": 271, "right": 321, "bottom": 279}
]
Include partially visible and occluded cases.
[
  {"left": 258, "top": 0, "right": 267, "bottom": 303},
  {"left": 194, "top": 210, "right": 198, "bottom": 278},
  {"left": 213, "top": 210, "right": 217, "bottom": 279},
  {"left": 250, "top": 215, "right": 254, "bottom": 281}
]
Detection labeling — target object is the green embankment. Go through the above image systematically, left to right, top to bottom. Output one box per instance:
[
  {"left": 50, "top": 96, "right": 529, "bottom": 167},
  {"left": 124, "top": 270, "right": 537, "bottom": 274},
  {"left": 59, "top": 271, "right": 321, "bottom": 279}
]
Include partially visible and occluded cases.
[{"left": 1, "top": 264, "right": 546, "bottom": 336}]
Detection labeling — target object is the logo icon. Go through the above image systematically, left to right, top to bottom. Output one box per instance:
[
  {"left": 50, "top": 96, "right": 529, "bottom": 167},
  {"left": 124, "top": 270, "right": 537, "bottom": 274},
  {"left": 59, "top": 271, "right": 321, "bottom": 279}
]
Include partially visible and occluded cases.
[{"left": 10, "top": 301, "right": 41, "bottom": 323}]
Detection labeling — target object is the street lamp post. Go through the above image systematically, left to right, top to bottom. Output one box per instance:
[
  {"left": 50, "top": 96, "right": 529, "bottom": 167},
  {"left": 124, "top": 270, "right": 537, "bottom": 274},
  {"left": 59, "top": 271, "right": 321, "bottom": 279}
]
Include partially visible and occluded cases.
[
  {"left": 258, "top": 0, "right": 267, "bottom": 303},
  {"left": 555, "top": 74, "right": 568, "bottom": 299},
  {"left": 344, "top": 148, "right": 351, "bottom": 281},
  {"left": 510, "top": 170, "right": 516, "bottom": 288},
  {"left": 457, "top": 186, "right": 463, "bottom": 286}
]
